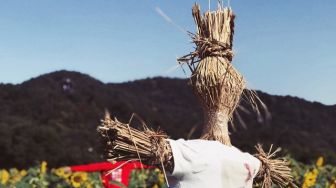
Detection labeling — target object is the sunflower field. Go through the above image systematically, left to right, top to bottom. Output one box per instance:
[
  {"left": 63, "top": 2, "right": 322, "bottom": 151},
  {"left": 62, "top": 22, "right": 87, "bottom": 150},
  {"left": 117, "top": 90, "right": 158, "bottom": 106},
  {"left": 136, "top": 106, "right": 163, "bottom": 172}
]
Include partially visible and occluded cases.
[
  {"left": 0, "top": 157, "right": 335, "bottom": 188},
  {"left": 289, "top": 157, "right": 336, "bottom": 188},
  {"left": 0, "top": 161, "right": 102, "bottom": 188}
]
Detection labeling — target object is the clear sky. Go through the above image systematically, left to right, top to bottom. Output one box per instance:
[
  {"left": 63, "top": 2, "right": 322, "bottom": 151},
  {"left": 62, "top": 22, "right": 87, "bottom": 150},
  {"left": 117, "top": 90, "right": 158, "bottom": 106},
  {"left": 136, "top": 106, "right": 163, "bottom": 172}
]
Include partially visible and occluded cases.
[{"left": 0, "top": 0, "right": 335, "bottom": 105}]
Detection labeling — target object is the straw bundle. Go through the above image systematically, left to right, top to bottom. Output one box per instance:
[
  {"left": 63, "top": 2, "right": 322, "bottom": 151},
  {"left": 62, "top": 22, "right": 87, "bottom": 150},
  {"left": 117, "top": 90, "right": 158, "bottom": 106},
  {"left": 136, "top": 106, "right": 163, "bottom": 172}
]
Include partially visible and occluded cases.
[
  {"left": 178, "top": 3, "right": 244, "bottom": 146},
  {"left": 178, "top": 3, "right": 295, "bottom": 187},
  {"left": 97, "top": 113, "right": 174, "bottom": 171},
  {"left": 254, "top": 144, "right": 296, "bottom": 188}
]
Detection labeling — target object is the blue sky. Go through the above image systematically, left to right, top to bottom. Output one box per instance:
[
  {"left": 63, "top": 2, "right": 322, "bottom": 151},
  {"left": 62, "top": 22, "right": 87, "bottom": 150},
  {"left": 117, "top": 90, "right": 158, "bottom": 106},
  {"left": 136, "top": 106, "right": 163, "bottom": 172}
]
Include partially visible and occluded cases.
[{"left": 0, "top": 0, "right": 335, "bottom": 105}]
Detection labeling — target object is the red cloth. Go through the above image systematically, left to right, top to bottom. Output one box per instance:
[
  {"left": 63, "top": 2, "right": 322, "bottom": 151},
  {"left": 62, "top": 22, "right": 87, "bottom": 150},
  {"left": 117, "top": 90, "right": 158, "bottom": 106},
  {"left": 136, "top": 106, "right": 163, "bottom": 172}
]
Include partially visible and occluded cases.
[{"left": 70, "top": 161, "right": 150, "bottom": 188}]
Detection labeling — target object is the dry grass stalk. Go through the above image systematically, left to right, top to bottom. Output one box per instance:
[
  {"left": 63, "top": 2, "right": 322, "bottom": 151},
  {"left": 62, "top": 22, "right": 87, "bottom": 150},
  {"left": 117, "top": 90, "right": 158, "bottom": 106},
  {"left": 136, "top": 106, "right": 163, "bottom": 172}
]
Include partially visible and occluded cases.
[
  {"left": 178, "top": 3, "right": 244, "bottom": 145},
  {"left": 97, "top": 113, "right": 173, "bottom": 171},
  {"left": 254, "top": 144, "right": 296, "bottom": 188}
]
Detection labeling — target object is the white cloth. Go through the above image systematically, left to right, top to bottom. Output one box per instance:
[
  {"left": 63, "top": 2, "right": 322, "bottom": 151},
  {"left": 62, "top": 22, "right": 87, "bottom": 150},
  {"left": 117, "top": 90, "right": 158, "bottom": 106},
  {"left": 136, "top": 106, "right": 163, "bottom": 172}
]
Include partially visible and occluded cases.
[{"left": 167, "top": 139, "right": 260, "bottom": 188}]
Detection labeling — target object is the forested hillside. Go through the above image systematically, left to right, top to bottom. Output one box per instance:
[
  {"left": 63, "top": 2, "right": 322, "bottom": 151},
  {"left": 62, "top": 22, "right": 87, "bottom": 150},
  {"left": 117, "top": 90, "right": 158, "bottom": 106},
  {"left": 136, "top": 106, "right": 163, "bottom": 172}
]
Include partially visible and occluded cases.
[{"left": 0, "top": 70, "right": 335, "bottom": 168}]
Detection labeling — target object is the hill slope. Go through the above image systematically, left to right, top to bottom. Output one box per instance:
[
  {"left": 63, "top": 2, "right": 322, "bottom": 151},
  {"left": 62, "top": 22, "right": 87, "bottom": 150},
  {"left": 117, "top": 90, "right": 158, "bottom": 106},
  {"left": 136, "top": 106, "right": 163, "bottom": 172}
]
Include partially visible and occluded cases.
[{"left": 0, "top": 70, "right": 335, "bottom": 168}]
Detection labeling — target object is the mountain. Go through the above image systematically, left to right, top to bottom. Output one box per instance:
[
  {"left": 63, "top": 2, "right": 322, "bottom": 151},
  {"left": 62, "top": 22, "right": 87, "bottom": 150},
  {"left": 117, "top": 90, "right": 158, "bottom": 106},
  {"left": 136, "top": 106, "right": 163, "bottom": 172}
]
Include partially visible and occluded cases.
[{"left": 0, "top": 70, "right": 335, "bottom": 168}]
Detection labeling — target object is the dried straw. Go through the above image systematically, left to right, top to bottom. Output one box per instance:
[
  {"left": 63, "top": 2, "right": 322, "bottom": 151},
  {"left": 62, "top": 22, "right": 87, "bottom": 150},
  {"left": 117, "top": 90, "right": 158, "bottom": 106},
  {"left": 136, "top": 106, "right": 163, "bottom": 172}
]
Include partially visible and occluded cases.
[
  {"left": 177, "top": 3, "right": 294, "bottom": 187},
  {"left": 178, "top": 3, "right": 244, "bottom": 145},
  {"left": 97, "top": 113, "right": 174, "bottom": 172},
  {"left": 254, "top": 144, "right": 296, "bottom": 188}
]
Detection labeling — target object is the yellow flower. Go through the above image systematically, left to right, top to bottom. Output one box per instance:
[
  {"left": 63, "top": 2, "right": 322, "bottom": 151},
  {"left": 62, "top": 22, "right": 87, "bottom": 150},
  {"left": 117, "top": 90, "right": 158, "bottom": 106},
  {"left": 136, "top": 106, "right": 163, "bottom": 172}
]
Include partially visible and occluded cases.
[
  {"left": 316, "top": 156, "right": 324, "bottom": 167},
  {"left": 41, "top": 161, "right": 47, "bottom": 174},
  {"left": 54, "top": 167, "right": 72, "bottom": 179},
  {"left": 10, "top": 168, "right": 21, "bottom": 184},
  {"left": 10, "top": 168, "right": 19, "bottom": 175},
  {"left": 54, "top": 168, "right": 63, "bottom": 177},
  {"left": 154, "top": 168, "right": 160, "bottom": 173},
  {"left": 302, "top": 169, "right": 318, "bottom": 188},
  {"left": 312, "top": 169, "right": 318, "bottom": 175},
  {"left": 0, "top": 170, "right": 10, "bottom": 185},
  {"left": 20, "top": 170, "right": 27, "bottom": 177},
  {"left": 62, "top": 170, "right": 72, "bottom": 179},
  {"left": 70, "top": 172, "right": 88, "bottom": 188},
  {"left": 158, "top": 173, "right": 165, "bottom": 184},
  {"left": 330, "top": 179, "right": 336, "bottom": 188},
  {"left": 152, "top": 184, "right": 159, "bottom": 188}
]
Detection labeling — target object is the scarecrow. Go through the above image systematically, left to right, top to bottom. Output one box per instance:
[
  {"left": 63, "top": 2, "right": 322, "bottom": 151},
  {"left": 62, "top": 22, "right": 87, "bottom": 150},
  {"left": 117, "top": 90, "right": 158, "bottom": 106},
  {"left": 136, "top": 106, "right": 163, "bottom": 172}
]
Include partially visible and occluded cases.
[{"left": 98, "top": 3, "right": 294, "bottom": 188}]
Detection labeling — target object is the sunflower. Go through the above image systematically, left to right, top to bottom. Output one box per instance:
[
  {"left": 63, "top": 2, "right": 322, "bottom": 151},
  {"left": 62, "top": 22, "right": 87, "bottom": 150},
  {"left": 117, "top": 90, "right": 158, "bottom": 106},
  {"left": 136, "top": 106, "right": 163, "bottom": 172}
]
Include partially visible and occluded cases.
[
  {"left": 316, "top": 157, "right": 324, "bottom": 168},
  {"left": 40, "top": 161, "right": 47, "bottom": 174},
  {"left": 54, "top": 167, "right": 72, "bottom": 179},
  {"left": 10, "top": 168, "right": 21, "bottom": 184},
  {"left": 54, "top": 168, "right": 64, "bottom": 177},
  {"left": 62, "top": 169, "right": 72, "bottom": 179},
  {"left": 302, "top": 169, "right": 318, "bottom": 188},
  {"left": 0, "top": 170, "right": 10, "bottom": 185},
  {"left": 20, "top": 170, "right": 27, "bottom": 177},
  {"left": 70, "top": 172, "right": 88, "bottom": 188}
]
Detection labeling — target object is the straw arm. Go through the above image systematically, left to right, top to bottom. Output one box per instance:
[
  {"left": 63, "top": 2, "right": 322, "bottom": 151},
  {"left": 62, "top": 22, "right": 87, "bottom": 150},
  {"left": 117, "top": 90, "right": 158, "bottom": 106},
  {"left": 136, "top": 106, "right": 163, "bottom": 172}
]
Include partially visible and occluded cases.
[
  {"left": 97, "top": 114, "right": 174, "bottom": 173},
  {"left": 254, "top": 144, "right": 296, "bottom": 188}
]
